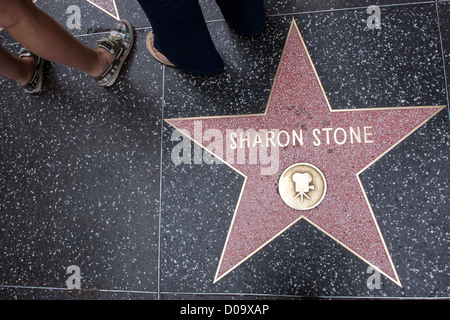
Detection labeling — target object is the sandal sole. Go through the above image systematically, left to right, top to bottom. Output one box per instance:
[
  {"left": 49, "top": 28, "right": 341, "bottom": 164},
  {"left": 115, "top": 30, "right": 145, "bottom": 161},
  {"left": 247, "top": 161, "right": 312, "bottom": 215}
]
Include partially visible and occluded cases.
[{"left": 145, "top": 31, "right": 175, "bottom": 67}]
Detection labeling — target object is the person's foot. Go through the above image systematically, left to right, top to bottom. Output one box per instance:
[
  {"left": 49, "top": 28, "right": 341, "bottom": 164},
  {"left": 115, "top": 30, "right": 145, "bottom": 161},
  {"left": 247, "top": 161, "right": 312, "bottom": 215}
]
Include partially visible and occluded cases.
[
  {"left": 93, "top": 19, "right": 135, "bottom": 87},
  {"left": 145, "top": 31, "right": 174, "bottom": 67},
  {"left": 90, "top": 46, "right": 116, "bottom": 79},
  {"left": 18, "top": 48, "right": 45, "bottom": 94},
  {"left": 16, "top": 55, "right": 35, "bottom": 86}
]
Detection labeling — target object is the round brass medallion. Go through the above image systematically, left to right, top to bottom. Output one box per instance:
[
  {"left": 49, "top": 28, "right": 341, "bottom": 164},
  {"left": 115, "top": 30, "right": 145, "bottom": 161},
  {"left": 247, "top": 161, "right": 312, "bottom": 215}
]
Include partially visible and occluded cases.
[{"left": 279, "top": 163, "right": 327, "bottom": 211}]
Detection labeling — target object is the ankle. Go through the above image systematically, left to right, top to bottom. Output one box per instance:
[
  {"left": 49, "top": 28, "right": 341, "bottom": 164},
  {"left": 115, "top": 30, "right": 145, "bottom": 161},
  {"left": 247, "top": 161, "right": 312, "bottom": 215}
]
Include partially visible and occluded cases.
[
  {"left": 89, "top": 47, "right": 114, "bottom": 78},
  {"left": 16, "top": 56, "right": 35, "bottom": 86}
]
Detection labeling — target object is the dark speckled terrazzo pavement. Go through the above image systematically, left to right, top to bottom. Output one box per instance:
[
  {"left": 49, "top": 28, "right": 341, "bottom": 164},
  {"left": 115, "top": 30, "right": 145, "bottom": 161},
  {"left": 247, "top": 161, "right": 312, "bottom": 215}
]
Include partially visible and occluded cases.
[{"left": 0, "top": 0, "right": 448, "bottom": 301}]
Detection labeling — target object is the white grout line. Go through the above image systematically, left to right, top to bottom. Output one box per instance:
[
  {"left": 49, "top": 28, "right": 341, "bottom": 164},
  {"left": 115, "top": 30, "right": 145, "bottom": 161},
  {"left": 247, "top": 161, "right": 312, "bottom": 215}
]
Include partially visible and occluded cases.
[
  {"left": 261, "top": 0, "right": 436, "bottom": 18},
  {"left": 435, "top": 0, "right": 450, "bottom": 118},
  {"left": 157, "top": 64, "right": 166, "bottom": 301},
  {"left": 0, "top": 284, "right": 157, "bottom": 295},
  {"left": 1, "top": 284, "right": 449, "bottom": 299}
]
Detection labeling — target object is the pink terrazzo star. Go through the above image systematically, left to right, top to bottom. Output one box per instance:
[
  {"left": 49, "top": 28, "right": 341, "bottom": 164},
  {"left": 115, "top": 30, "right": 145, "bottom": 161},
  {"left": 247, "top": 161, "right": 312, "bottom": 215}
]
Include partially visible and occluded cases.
[{"left": 166, "top": 20, "right": 444, "bottom": 286}]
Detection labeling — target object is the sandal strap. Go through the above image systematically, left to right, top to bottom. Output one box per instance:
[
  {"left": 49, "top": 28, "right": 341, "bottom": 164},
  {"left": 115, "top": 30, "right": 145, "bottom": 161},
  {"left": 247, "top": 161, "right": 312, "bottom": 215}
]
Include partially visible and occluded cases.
[
  {"left": 92, "top": 19, "right": 134, "bottom": 87},
  {"left": 96, "top": 36, "right": 122, "bottom": 55},
  {"left": 93, "top": 39, "right": 124, "bottom": 85},
  {"left": 18, "top": 47, "right": 33, "bottom": 58},
  {"left": 18, "top": 48, "right": 44, "bottom": 94}
]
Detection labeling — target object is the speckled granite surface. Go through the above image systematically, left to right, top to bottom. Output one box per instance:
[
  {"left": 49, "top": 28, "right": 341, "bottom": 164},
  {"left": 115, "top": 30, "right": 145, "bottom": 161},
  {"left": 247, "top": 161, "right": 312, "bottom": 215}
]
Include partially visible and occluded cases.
[{"left": 0, "top": 0, "right": 448, "bottom": 300}]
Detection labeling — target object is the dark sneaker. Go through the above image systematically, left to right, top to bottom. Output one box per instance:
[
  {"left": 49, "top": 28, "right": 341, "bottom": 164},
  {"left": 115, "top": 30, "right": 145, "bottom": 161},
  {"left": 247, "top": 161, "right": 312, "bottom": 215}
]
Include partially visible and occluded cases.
[
  {"left": 93, "top": 19, "right": 134, "bottom": 87},
  {"left": 19, "top": 48, "right": 45, "bottom": 94}
]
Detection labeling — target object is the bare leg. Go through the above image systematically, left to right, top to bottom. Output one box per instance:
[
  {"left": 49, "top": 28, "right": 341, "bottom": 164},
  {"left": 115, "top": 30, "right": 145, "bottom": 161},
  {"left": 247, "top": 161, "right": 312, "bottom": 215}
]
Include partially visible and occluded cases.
[
  {"left": 0, "top": 0, "right": 113, "bottom": 79},
  {"left": 0, "top": 44, "right": 34, "bottom": 85}
]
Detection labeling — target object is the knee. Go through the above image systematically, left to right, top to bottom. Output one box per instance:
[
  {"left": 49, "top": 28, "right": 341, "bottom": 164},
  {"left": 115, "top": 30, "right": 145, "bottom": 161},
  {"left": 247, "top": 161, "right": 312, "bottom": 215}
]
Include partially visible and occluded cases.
[{"left": 0, "top": 0, "right": 34, "bottom": 30}]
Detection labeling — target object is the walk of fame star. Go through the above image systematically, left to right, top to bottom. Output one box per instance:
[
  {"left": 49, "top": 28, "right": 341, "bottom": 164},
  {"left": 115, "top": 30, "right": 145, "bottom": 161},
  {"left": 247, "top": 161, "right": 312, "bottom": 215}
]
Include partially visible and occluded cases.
[{"left": 166, "top": 20, "right": 444, "bottom": 286}]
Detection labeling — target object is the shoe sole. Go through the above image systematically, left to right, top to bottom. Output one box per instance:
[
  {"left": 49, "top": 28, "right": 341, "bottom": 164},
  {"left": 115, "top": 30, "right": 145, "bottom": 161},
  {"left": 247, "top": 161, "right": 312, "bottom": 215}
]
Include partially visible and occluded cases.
[
  {"left": 145, "top": 31, "right": 175, "bottom": 67},
  {"left": 22, "top": 56, "right": 45, "bottom": 94}
]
